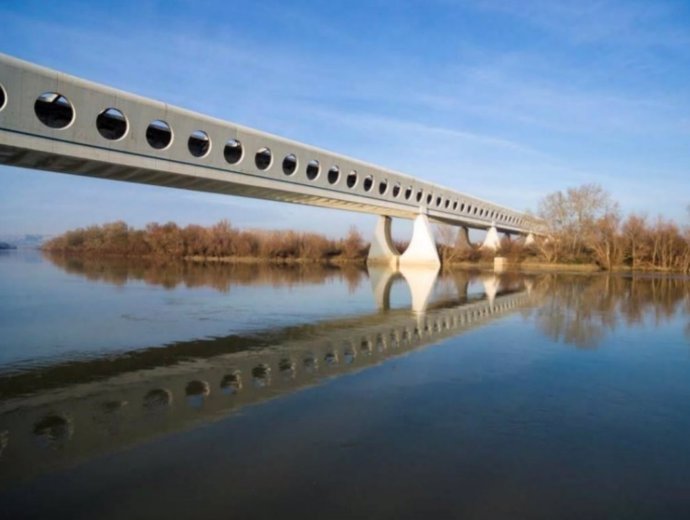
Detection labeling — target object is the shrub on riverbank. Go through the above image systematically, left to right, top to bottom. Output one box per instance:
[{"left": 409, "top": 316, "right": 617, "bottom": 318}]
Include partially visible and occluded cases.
[{"left": 42, "top": 220, "right": 368, "bottom": 262}]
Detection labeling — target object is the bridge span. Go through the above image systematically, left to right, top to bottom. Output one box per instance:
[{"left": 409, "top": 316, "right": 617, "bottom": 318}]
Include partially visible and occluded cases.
[{"left": 0, "top": 53, "right": 544, "bottom": 266}]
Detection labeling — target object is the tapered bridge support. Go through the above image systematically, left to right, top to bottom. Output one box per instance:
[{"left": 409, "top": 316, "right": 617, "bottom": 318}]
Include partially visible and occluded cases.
[
  {"left": 399, "top": 214, "right": 441, "bottom": 268},
  {"left": 367, "top": 216, "right": 399, "bottom": 269},
  {"left": 481, "top": 225, "right": 501, "bottom": 251},
  {"left": 456, "top": 226, "right": 473, "bottom": 251},
  {"left": 525, "top": 233, "right": 536, "bottom": 246}
]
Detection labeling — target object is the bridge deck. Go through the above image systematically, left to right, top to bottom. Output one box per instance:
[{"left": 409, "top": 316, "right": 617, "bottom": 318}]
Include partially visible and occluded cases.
[{"left": 0, "top": 54, "right": 543, "bottom": 234}]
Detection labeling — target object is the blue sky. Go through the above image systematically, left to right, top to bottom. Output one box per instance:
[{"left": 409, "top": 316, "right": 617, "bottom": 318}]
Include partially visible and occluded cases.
[{"left": 1, "top": 0, "right": 689, "bottom": 238}]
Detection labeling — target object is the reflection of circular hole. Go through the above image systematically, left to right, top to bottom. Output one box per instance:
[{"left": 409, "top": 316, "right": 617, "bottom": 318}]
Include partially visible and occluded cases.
[
  {"left": 35, "top": 92, "right": 74, "bottom": 129},
  {"left": 96, "top": 107, "right": 127, "bottom": 140},
  {"left": 146, "top": 120, "right": 173, "bottom": 149},
  {"left": 188, "top": 130, "right": 211, "bottom": 157},
  {"left": 224, "top": 139, "right": 243, "bottom": 164},
  {"left": 255, "top": 147, "right": 272, "bottom": 170},
  {"left": 282, "top": 154, "right": 298, "bottom": 175},
  {"left": 306, "top": 160, "right": 320, "bottom": 180},
  {"left": 328, "top": 166, "right": 340, "bottom": 185},
  {"left": 360, "top": 339, "right": 372, "bottom": 355},
  {"left": 343, "top": 348, "right": 356, "bottom": 364},
  {"left": 325, "top": 352, "right": 338, "bottom": 366},
  {"left": 303, "top": 355, "right": 318, "bottom": 373},
  {"left": 279, "top": 358, "right": 296, "bottom": 379},
  {"left": 252, "top": 364, "right": 271, "bottom": 387},
  {"left": 220, "top": 372, "right": 242, "bottom": 394},
  {"left": 186, "top": 380, "right": 210, "bottom": 397},
  {"left": 186, "top": 380, "right": 210, "bottom": 408},
  {"left": 143, "top": 388, "right": 173, "bottom": 410},
  {"left": 101, "top": 400, "right": 128, "bottom": 413},
  {"left": 33, "top": 415, "right": 73, "bottom": 446},
  {"left": 0, "top": 430, "right": 8, "bottom": 458}
]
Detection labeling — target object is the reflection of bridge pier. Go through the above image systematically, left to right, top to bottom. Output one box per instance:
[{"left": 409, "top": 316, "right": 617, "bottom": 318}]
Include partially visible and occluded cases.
[{"left": 369, "top": 264, "right": 440, "bottom": 314}]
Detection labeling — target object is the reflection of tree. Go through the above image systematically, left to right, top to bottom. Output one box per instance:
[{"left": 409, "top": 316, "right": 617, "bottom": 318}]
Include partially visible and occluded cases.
[
  {"left": 44, "top": 253, "right": 366, "bottom": 293},
  {"left": 534, "top": 274, "right": 690, "bottom": 349}
]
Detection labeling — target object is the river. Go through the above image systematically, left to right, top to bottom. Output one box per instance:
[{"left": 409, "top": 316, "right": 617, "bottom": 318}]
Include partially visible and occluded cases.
[{"left": 1, "top": 250, "right": 690, "bottom": 519}]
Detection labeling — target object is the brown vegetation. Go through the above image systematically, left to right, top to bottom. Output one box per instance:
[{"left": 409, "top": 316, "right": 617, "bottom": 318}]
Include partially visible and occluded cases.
[
  {"left": 437, "top": 184, "right": 690, "bottom": 273},
  {"left": 42, "top": 220, "right": 368, "bottom": 263}
]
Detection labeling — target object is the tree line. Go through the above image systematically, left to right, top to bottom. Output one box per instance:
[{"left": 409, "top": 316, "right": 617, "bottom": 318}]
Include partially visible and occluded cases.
[
  {"left": 438, "top": 184, "right": 690, "bottom": 273},
  {"left": 42, "top": 220, "right": 367, "bottom": 262}
]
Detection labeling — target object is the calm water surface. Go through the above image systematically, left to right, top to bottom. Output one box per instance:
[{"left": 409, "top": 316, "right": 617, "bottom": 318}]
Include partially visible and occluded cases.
[{"left": 1, "top": 250, "right": 690, "bottom": 519}]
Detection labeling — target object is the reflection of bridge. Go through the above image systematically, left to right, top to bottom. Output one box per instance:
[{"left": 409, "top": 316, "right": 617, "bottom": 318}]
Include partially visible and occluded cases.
[
  {"left": 0, "top": 54, "right": 543, "bottom": 267},
  {"left": 0, "top": 275, "right": 533, "bottom": 486}
]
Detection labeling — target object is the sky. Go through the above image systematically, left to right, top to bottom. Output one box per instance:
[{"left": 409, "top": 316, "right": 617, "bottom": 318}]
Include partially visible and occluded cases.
[{"left": 1, "top": 0, "right": 689, "bottom": 239}]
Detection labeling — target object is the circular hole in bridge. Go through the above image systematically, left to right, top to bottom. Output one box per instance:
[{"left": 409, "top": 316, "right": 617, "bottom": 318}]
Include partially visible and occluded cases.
[
  {"left": 0, "top": 83, "right": 6, "bottom": 111},
  {"left": 35, "top": 92, "right": 74, "bottom": 129},
  {"left": 96, "top": 107, "right": 127, "bottom": 140},
  {"left": 146, "top": 120, "right": 173, "bottom": 150},
  {"left": 188, "top": 130, "right": 211, "bottom": 157},
  {"left": 224, "top": 139, "right": 243, "bottom": 164},
  {"left": 255, "top": 147, "right": 272, "bottom": 170},
  {"left": 282, "top": 153, "right": 298, "bottom": 175},
  {"left": 306, "top": 159, "right": 320, "bottom": 180},
  {"left": 328, "top": 166, "right": 340, "bottom": 184},
  {"left": 346, "top": 170, "right": 358, "bottom": 188},
  {"left": 363, "top": 175, "right": 374, "bottom": 192},
  {"left": 378, "top": 180, "right": 388, "bottom": 195},
  {"left": 392, "top": 183, "right": 401, "bottom": 198},
  {"left": 404, "top": 187, "right": 412, "bottom": 200},
  {"left": 416, "top": 190, "right": 423, "bottom": 203},
  {"left": 426, "top": 193, "right": 433, "bottom": 205},
  {"left": 436, "top": 196, "right": 442, "bottom": 207}
]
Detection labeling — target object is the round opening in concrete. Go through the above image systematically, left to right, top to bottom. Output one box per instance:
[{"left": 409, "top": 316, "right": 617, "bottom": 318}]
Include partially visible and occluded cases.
[
  {"left": 0, "top": 83, "right": 5, "bottom": 111},
  {"left": 35, "top": 92, "right": 74, "bottom": 129},
  {"left": 96, "top": 108, "right": 127, "bottom": 140},
  {"left": 146, "top": 120, "right": 173, "bottom": 149},
  {"left": 188, "top": 130, "right": 211, "bottom": 157},
  {"left": 224, "top": 139, "right": 243, "bottom": 164},
  {"left": 255, "top": 147, "right": 272, "bottom": 170},
  {"left": 282, "top": 153, "right": 298, "bottom": 175},
  {"left": 306, "top": 159, "right": 320, "bottom": 180},
  {"left": 328, "top": 166, "right": 340, "bottom": 184},
  {"left": 346, "top": 170, "right": 358, "bottom": 188},
  {"left": 363, "top": 175, "right": 374, "bottom": 192},
  {"left": 378, "top": 179, "right": 388, "bottom": 195},
  {"left": 392, "top": 183, "right": 401, "bottom": 198},
  {"left": 416, "top": 190, "right": 423, "bottom": 203},
  {"left": 426, "top": 193, "right": 433, "bottom": 205},
  {"left": 436, "top": 196, "right": 442, "bottom": 207}
]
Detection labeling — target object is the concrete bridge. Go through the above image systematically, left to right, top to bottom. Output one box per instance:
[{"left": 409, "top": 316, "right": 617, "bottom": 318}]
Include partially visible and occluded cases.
[
  {"left": 0, "top": 54, "right": 544, "bottom": 267},
  {"left": 0, "top": 272, "right": 535, "bottom": 486}
]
